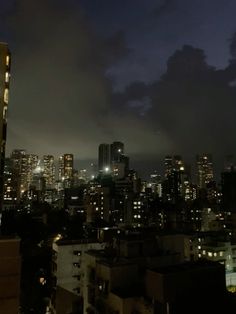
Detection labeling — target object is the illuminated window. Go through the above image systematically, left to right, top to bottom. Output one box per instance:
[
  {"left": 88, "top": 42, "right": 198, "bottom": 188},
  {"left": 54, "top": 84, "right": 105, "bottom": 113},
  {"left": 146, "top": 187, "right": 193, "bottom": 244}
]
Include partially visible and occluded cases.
[
  {"left": 6, "top": 55, "right": 10, "bottom": 66},
  {"left": 5, "top": 72, "right": 9, "bottom": 83},
  {"left": 4, "top": 89, "right": 9, "bottom": 103},
  {"left": 3, "top": 106, "right": 7, "bottom": 120},
  {"left": 198, "top": 246, "right": 201, "bottom": 250},
  {"left": 73, "top": 250, "right": 81, "bottom": 256},
  {"left": 220, "top": 251, "right": 223, "bottom": 257},
  {"left": 208, "top": 252, "right": 213, "bottom": 257},
  {"left": 214, "top": 252, "right": 217, "bottom": 257}
]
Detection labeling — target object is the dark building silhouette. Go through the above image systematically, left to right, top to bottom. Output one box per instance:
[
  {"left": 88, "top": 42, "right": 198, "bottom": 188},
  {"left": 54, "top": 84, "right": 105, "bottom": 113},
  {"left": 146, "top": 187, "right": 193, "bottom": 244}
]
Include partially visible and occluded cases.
[
  {"left": 0, "top": 43, "right": 10, "bottom": 209},
  {"left": 110, "top": 141, "right": 124, "bottom": 163},
  {"left": 98, "top": 144, "right": 110, "bottom": 172},
  {"left": 196, "top": 154, "right": 213, "bottom": 189}
]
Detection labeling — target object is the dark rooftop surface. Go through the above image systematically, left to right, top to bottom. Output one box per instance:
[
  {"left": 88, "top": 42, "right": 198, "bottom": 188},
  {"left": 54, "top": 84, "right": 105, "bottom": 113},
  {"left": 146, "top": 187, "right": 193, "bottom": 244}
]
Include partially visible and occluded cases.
[{"left": 149, "top": 259, "right": 224, "bottom": 274}]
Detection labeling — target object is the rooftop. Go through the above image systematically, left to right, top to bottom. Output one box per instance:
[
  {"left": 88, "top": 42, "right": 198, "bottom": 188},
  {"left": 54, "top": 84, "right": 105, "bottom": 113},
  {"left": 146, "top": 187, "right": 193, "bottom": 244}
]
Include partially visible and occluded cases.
[{"left": 149, "top": 260, "right": 224, "bottom": 274}]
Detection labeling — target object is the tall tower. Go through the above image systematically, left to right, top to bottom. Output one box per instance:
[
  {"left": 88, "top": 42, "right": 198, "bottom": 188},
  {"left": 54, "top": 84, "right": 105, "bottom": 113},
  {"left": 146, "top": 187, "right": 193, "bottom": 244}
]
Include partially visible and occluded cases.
[
  {"left": 0, "top": 43, "right": 10, "bottom": 207},
  {"left": 0, "top": 43, "right": 21, "bottom": 314},
  {"left": 110, "top": 141, "right": 124, "bottom": 163},
  {"left": 98, "top": 144, "right": 110, "bottom": 172},
  {"left": 63, "top": 154, "right": 73, "bottom": 180},
  {"left": 196, "top": 154, "right": 213, "bottom": 189},
  {"left": 43, "top": 155, "right": 55, "bottom": 188}
]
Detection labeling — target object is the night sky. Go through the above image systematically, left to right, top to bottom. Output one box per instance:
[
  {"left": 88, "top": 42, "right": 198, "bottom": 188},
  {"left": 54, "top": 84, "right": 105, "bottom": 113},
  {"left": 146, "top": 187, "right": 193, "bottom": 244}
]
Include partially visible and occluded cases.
[{"left": 1, "top": 0, "right": 236, "bottom": 176}]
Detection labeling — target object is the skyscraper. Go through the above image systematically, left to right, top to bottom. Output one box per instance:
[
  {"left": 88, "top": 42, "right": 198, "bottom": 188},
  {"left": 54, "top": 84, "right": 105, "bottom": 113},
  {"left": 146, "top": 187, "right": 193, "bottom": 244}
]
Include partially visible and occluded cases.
[
  {"left": 0, "top": 43, "right": 10, "bottom": 206},
  {"left": 0, "top": 43, "right": 21, "bottom": 314},
  {"left": 110, "top": 141, "right": 124, "bottom": 163},
  {"left": 98, "top": 144, "right": 110, "bottom": 172},
  {"left": 10, "top": 150, "right": 38, "bottom": 198},
  {"left": 25, "top": 154, "right": 38, "bottom": 189},
  {"left": 64, "top": 154, "right": 73, "bottom": 180},
  {"left": 196, "top": 154, "right": 213, "bottom": 189},
  {"left": 43, "top": 155, "right": 55, "bottom": 188},
  {"left": 58, "top": 155, "right": 64, "bottom": 181},
  {"left": 164, "top": 155, "right": 173, "bottom": 178}
]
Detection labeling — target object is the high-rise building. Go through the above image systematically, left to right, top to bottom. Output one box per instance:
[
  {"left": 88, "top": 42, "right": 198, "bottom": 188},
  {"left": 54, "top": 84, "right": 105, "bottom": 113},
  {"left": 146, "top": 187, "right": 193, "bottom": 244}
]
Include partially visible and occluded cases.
[
  {"left": 0, "top": 43, "right": 10, "bottom": 206},
  {"left": 0, "top": 43, "right": 21, "bottom": 314},
  {"left": 110, "top": 141, "right": 124, "bottom": 163},
  {"left": 98, "top": 144, "right": 110, "bottom": 172},
  {"left": 10, "top": 150, "right": 38, "bottom": 197},
  {"left": 25, "top": 154, "right": 38, "bottom": 188},
  {"left": 58, "top": 154, "right": 74, "bottom": 181},
  {"left": 58, "top": 154, "right": 74, "bottom": 188},
  {"left": 64, "top": 154, "right": 73, "bottom": 180},
  {"left": 196, "top": 154, "right": 213, "bottom": 189},
  {"left": 43, "top": 155, "right": 55, "bottom": 188},
  {"left": 58, "top": 155, "right": 64, "bottom": 181},
  {"left": 164, "top": 155, "right": 173, "bottom": 178}
]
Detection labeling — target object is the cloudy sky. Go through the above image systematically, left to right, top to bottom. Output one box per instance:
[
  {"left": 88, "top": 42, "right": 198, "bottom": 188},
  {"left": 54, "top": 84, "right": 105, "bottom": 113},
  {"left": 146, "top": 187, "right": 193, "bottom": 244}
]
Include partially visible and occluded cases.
[{"left": 1, "top": 0, "right": 236, "bottom": 176}]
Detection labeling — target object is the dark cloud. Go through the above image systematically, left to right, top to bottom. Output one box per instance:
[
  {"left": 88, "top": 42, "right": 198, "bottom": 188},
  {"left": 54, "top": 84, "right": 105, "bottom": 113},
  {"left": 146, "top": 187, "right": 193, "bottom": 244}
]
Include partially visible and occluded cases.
[
  {"left": 2, "top": 0, "right": 236, "bottom": 175},
  {"left": 4, "top": 0, "right": 170, "bottom": 162},
  {"left": 152, "top": 0, "right": 174, "bottom": 18},
  {"left": 117, "top": 44, "right": 236, "bottom": 166}
]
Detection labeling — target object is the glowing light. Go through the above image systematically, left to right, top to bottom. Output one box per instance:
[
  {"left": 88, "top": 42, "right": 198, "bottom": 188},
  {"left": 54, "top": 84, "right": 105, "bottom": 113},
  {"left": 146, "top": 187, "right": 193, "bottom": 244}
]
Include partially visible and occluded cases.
[{"left": 104, "top": 167, "right": 110, "bottom": 173}]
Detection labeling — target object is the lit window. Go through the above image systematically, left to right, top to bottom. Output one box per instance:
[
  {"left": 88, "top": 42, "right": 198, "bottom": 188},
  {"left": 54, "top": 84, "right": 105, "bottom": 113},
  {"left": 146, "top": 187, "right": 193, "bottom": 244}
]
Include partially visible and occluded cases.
[
  {"left": 6, "top": 55, "right": 10, "bottom": 66},
  {"left": 5, "top": 72, "right": 9, "bottom": 83},
  {"left": 4, "top": 88, "right": 9, "bottom": 103},
  {"left": 198, "top": 246, "right": 201, "bottom": 250},
  {"left": 73, "top": 250, "right": 81, "bottom": 256},
  {"left": 220, "top": 251, "right": 223, "bottom": 257},
  {"left": 208, "top": 252, "right": 213, "bottom": 257},
  {"left": 214, "top": 252, "right": 217, "bottom": 257},
  {"left": 73, "top": 263, "right": 80, "bottom": 268}
]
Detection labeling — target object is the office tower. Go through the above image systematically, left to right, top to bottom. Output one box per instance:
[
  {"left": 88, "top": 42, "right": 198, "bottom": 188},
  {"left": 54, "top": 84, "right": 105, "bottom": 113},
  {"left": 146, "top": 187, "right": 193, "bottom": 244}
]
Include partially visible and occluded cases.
[
  {"left": 0, "top": 43, "right": 10, "bottom": 207},
  {"left": 110, "top": 141, "right": 124, "bottom": 163},
  {"left": 98, "top": 143, "right": 110, "bottom": 172},
  {"left": 11, "top": 149, "right": 26, "bottom": 198},
  {"left": 10, "top": 150, "right": 38, "bottom": 197},
  {"left": 25, "top": 154, "right": 38, "bottom": 188},
  {"left": 58, "top": 154, "right": 73, "bottom": 180},
  {"left": 64, "top": 154, "right": 73, "bottom": 179},
  {"left": 196, "top": 154, "right": 213, "bottom": 189},
  {"left": 43, "top": 155, "right": 55, "bottom": 188},
  {"left": 58, "top": 155, "right": 64, "bottom": 181},
  {"left": 164, "top": 155, "right": 173, "bottom": 178},
  {"left": 31, "top": 162, "right": 45, "bottom": 192}
]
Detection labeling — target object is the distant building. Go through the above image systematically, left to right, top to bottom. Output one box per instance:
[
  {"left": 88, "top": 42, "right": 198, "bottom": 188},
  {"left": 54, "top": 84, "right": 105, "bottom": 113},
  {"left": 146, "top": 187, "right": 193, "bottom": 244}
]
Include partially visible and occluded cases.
[
  {"left": 110, "top": 141, "right": 124, "bottom": 163},
  {"left": 98, "top": 144, "right": 110, "bottom": 172},
  {"left": 10, "top": 150, "right": 38, "bottom": 198},
  {"left": 58, "top": 154, "right": 74, "bottom": 187},
  {"left": 196, "top": 154, "right": 213, "bottom": 189},
  {"left": 43, "top": 155, "right": 55, "bottom": 188}
]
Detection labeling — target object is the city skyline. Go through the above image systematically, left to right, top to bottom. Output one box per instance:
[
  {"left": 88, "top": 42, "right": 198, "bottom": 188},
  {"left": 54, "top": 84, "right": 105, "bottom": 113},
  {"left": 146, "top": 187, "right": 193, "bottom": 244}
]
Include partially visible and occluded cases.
[{"left": 0, "top": 0, "right": 236, "bottom": 172}]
